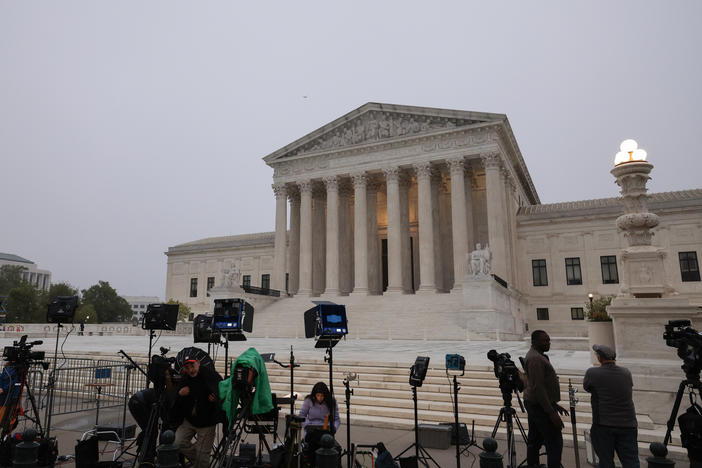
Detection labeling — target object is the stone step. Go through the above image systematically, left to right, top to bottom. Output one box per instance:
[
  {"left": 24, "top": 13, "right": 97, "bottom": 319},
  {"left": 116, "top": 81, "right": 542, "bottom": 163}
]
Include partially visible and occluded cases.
[{"left": 268, "top": 376, "right": 591, "bottom": 403}]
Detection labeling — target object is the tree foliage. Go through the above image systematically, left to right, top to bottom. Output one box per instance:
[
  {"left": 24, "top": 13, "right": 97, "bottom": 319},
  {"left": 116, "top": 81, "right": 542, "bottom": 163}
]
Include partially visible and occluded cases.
[
  {"left": 0, "top": 265, "right": 28, "bottom": 296},
  {"left": 81, "top": 281, "right": 132, "bottom": 323},
  {"left": 6, "top": 283, "right": 44, "bottom": 323},
  {"left": 586, "top": 295, "right": 613, "bottom": 322},
  {"left": 167, "top": 299, "right": 191, "bottom": 321},
  {"left": 74, "top": 304, "right": 98, "bottom": 324}
]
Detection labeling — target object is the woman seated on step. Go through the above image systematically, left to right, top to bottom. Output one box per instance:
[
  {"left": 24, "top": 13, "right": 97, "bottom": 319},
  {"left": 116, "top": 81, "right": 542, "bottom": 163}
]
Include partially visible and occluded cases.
[{"left": 297, "top": 381, "right": 341, "bottom": 462}]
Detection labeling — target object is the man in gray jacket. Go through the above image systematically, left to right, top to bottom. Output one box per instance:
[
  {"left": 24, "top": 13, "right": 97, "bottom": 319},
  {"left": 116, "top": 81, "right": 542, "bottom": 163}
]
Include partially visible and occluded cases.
[{"left": 584, "top": 344, "right": 639, "bottom": 468}]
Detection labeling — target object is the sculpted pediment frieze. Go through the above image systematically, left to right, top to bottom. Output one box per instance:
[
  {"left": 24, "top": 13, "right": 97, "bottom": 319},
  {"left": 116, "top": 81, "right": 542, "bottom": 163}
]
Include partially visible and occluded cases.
[{"left": 280, "top": 110, "right": 487, "bottom": 159}]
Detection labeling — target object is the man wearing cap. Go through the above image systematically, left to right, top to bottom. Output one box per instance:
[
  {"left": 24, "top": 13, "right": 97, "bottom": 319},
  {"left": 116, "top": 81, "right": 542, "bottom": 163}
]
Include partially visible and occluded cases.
[
  {"left": 523, "top": 330, "right": 569, "bottom": 468},
  {"left": 584, "top": 344, "right": 639, "bottom": 468},
  {"left": 174, "top": 355, "right": 222, "bottom": 468}
]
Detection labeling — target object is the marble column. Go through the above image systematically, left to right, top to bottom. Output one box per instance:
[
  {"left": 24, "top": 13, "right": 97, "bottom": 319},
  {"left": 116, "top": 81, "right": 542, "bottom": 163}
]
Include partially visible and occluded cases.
[
  {"left": 482, "top": 152, "right": 507, "bottom": 280},
  {"left": 448, "top": 157, "right": 469, "bottom": 292},
  {"left": 414, "top": 162, "right": 437, "bottom": 293},
  {"left": 464, "top": 166, "right": 475, "bottom": 253},
  {"left": 383, "top": 167, "right": 404, "bottom": 294},
  {"left": 352, "top": 172, "right": 369, "bottom": 295},
  {"left": 399, "top": 174, "right": 412, "bottom": 293},
  {"left": 324, "top": 176, "right": 340, "bottom": 295},
  {"left": 367, "top": 178, "right": 381, "bottom": 294},
  {"left": 297, "top": 180, "right": 313, "bottom": 296},
  {"left": 338, "top": 182, "right": 353, "bottom": 295},
  {"left": 272, "top": 183, "right": 288, "bottom": 292},
  {"left": 312, "top": 185, "right": 326, "bottom": 295},
  {"left": 288, "top": 189, "right": 300, "bottom": 294}
]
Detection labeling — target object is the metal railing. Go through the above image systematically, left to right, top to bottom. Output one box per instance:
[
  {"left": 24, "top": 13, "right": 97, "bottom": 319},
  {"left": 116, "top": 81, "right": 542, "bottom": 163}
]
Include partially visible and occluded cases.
[{"left": 242, "top": 285, "right": 281, "bottom": 297}]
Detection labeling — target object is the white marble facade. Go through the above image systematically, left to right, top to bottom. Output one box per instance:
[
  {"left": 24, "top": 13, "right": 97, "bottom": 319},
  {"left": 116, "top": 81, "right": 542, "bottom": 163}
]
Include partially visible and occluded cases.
[{"left": 165, "top": 103, "right": 702, "bottom": 339}]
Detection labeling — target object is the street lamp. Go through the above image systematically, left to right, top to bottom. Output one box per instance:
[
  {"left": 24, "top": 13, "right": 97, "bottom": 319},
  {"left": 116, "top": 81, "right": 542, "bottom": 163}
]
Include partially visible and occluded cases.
[
  {"left": 614, "top": 139, "right": 647, "bottom": 166},
  {"left": 588, "top": 293, "right": 593, "bottom": 306}
]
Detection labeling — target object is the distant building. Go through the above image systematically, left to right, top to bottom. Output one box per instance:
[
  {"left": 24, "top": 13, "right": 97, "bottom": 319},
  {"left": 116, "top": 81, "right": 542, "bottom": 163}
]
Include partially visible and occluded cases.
[
  {"left": 0, "top": 253, "right": 52, "bottom": 291},
  {"left": 122, "top": 296, "right": 161, "bottom": 322}
]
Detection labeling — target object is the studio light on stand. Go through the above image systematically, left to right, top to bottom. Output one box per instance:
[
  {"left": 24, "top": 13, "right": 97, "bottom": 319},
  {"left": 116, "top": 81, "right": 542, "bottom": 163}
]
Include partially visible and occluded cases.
[
  {"left": 45, "top": 295, "right": 78, "bottom": 440},
  {"left": 211, "top": 298, "right": 254, "bottom": 378},
  {"left": 303, "top": 302, "right": 348, "bottom": 460},
  {"left": 141, "top": 303, "right": 178, "bottom": 387},
  {"left": 445, "top": 354, "right": 475, "bottom": 468},
  {"left": 396, "top": 356, "right": 440, "bottom": 468}
]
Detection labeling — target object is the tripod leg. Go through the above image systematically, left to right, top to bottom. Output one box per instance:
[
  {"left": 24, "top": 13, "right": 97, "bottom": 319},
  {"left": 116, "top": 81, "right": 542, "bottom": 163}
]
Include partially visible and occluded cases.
[
  {"left": 664, "top": 379, "right": 689, "bottom": 446},
  {"left": 491, "top": 408, "right": 505, "bottom": 439}
]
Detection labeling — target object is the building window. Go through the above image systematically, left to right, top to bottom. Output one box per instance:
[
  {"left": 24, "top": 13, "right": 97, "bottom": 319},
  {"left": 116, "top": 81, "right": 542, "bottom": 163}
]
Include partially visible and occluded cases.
[
  {"left": 679, "top": 252, "right": 701, "bottom": 282},
  {"left": 600, "top": 255, "right": 619, "bottom": 284},
  {"left": 565, "top": 257, "right": 582, "bottom": 285},
  {"left": 532, "top": 259, "right": 548, "bottom": 287},
  {"left": 285, "top": 273, "right": 289, "bottom": 293},
  {"left": 261, "top": 274, "right": 270, "bottom": 289},
  {"left": 243, "top": 275, "right": 251, "bottom": 287},
  {"left": 207, "top": 276, "right": 215, "bottom": 296},
  {"left": 189, "top": 278, "right": 198, "bottom": 297},
  {"left": 140, "top": 304, "right": 145, "bottom": 308},
  {"left": 571, "top": 307, "right": 585, "bottom": 320},
  {"left": 537, "top": 308, "right": 549, "bottom": 320}
]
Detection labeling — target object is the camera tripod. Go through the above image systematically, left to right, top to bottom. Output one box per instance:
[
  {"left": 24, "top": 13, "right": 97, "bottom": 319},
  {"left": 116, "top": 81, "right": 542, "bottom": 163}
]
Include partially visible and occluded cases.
[
  {"left": 0, "top": 361, "right": 44, "bottom": 438},
  {"left": 664, "top": 373, "right": 702, "bottom": 463},
  {"left": 395, "top": 385, "right": 441, "bottom": 468},
  {"left": 490, "top": 387, "right": 528, "bottom": 468},
  {"left": 211, "top": 397, "right": 277, "bottom": 468}
]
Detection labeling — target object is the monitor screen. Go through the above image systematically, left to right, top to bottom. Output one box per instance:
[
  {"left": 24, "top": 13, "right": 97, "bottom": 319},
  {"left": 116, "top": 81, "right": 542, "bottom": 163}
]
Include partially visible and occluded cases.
[
  {"left": 212, "top": 298, "right": 243, "bottom": 331},
  {"left": 320, "top": 305, "right": 348, "bottom": 335}
]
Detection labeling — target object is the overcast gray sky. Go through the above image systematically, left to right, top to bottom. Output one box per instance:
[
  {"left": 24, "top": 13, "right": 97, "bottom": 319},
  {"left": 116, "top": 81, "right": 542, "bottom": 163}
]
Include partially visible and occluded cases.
[{"left": 2, "top": 1, "right": 700, "bottom": 298}]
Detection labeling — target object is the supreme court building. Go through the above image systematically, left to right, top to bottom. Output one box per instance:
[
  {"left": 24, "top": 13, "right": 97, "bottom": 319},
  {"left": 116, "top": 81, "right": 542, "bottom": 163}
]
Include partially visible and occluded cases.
[{"left": 165, "top": 103, "right": 702, "bottom": 341}]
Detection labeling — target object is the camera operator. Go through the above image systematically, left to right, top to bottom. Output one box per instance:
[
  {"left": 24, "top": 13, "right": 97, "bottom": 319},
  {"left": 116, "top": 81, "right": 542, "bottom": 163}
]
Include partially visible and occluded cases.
[
  {"left": 523, "top": 330, "right": 569, "bottom": 468},
  {"left": 583, "top": 344, "right": 639, "bottom": 468},
  {"left": 174, "top": 354, "right": 222, "bottom": 468},
  {"left": 0, "top": 359, "right": 20, "bottom": 407}
]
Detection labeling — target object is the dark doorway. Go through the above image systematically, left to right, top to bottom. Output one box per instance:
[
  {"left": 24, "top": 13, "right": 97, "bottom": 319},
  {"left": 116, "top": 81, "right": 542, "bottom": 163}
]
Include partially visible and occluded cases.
[{"left": 381, "top": 239, "right": 388, "bottom": 292}]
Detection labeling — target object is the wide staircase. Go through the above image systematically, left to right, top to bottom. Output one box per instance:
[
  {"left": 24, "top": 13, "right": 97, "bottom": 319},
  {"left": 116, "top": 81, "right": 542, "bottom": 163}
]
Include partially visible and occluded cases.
[{"left": 261, "top": 357, "right": 684, "bottom": 458}]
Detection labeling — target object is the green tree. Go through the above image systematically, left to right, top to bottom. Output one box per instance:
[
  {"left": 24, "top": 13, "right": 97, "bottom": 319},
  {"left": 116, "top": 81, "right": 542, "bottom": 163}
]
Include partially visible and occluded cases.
[
  {"left": 0, "top": 265, "right": 28, "bottom": 295},
  {"left": 81, "top": 281, "right": 132, "bottom": 323},
  {"left": 6, "top": 283, "right": 43, "bottom": 323},
  {"left": 586, "top": 295, "right": 613, "bottom": 322},
  {"left": 167, "top": 299, "right": 191, "bottom": 321},
  {"left": 74, "top": 303, "right": 98, "bottom": 324}
]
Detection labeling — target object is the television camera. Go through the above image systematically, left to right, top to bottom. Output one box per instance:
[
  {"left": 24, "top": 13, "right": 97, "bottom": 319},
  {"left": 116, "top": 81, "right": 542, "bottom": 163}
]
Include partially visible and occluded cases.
[
  {"left": 664, "top": 319, "right": 702, "bottom": 378},
  {"left": 2, "top": 335, "right": 48, "bottom": 369},
  {"left": 147, "top": 347, "right": 181, "bottom": 393},
  {"left": 487, "top": 350, "right": 524, "bottom": 398}
]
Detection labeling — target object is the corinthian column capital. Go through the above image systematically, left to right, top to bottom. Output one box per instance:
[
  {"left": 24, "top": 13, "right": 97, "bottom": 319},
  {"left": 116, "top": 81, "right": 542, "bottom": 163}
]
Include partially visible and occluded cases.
[
  {"left": 480, "top": 152, "right": 502, "bottom": 170},
  {"left": 446, "top": 157, "right": 465, "bottom": 174},
  {"left": 413, "top": 162, "right": 433, "bottom": 181},
  {"left": 382, "top": 166, "right": 401, "bottom": 184},
  {"left": 351, "top": 172, "right": 368, "bottom": 189},
  {"left": 323, "top": 175, "right": 339, "bottom": 191},
  {"left": 297, "top": 179, "right": 313, "bottom": 194},
  {"left": 272, "top": 183, "right": 288, "bottom": 199}
]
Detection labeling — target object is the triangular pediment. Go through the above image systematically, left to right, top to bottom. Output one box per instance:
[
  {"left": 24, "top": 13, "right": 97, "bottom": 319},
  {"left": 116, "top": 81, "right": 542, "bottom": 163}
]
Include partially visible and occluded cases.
[{"left": 263, "top": 102, "right": 504, "bottom": 163}]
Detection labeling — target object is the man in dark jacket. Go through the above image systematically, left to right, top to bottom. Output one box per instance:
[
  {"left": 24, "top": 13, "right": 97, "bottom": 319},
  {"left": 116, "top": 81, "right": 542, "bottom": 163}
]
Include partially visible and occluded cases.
[
  {"left": 523, "top": 330, "right": 569, "bottom": 468},
  {"left": 584, "top": 344, "right": 639, "bottom": 468},
  {"left": 174, "top": 355, "right": 222, "bottom": 468}
]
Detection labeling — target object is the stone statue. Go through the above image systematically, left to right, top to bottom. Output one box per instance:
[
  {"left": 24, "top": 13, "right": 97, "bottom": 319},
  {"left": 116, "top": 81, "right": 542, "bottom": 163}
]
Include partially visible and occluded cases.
[
  {"left": 468, "top": 243, "right": 492, "bottom": 277},
  {"left": 220, "top": 261, "right": 241, "bottom": 289}
]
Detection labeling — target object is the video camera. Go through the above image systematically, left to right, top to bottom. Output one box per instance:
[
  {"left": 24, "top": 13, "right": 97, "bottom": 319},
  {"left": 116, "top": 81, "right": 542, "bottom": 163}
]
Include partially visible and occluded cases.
[
  {"left": 664, "top": 320, "right": 702, "bottom": 378},
  {"left": 2, "top": 335, "right": 47, "bottom": 369},
  {"left": 147, "top": 347, "right": 181, "bottom": 392},
  {"left": 487, "top": 349, "right": 524, "bottom": 395}
]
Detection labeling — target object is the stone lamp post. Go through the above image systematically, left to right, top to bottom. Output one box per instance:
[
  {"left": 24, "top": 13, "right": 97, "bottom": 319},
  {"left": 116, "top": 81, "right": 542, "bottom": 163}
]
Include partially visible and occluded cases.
[{"left": 607, "top": 140, "right": 699, "bottom": 359}]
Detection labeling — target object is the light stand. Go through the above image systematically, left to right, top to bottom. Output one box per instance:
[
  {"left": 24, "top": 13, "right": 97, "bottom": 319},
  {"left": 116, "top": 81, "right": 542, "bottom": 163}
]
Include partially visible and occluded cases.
[
  {"left": 44, "top": 323, "right": 63, "bottom": 440},
  {"left": 342, "top": 373, "right": 358, "bottom": 468},
  {"left": 395, "top": 385, "right": 440, "bottom": 468}
]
